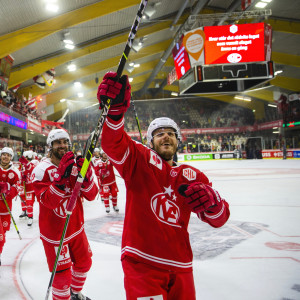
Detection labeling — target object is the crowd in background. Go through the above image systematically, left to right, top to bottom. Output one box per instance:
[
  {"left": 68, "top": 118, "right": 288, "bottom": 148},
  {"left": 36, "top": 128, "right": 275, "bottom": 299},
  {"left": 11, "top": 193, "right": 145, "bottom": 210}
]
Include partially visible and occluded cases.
[
  {"left": 0, "top": 90, "right": 42, "bottom": 121},
  {"left": 3, "top": 95, "right": 296, "bottom": 156},
  {"left": 62, "top": 98, "right": 281, "bottom": 153},
  {"left": 64, "top": 99, "right": 258, "bottom": 133}
]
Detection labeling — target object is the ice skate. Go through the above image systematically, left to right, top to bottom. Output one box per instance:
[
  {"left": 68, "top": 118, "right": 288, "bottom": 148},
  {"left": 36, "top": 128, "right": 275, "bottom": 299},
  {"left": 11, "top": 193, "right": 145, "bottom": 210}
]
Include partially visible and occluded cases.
[
  {"left": 113, "top": 205, "right": 119, "bottom": 213},
  {"left": 105, "top": 206, "right": 110, "bottom": 213},
  {"left": 19, "top": 211, "right": 27, "bottom": 219},
  {"left": 27, "top": 217, "right": 33, "bottom": 227},
  {"left": 71, "top": 289, "right": 91, "bottom": 300}
]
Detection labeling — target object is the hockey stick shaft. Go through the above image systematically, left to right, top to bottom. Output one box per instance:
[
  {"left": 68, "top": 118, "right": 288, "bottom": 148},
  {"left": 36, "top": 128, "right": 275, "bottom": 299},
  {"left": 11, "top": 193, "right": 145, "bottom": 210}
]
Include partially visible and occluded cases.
[
  {"left": 45, "top": 1, "right": 148, "bottom": 298},
  {"left": 131, "top": 99, "right": 144, "bottom": 143},
  {"left": 1, "top": 193, "right": 22, "bottom": 240},
  {"left": 45, "top": 215, "right": 69, "bottom": 300}
]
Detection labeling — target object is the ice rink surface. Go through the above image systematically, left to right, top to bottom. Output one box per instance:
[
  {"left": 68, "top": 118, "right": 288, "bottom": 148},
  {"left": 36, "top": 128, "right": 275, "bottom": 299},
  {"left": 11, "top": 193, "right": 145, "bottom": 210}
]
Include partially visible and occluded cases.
[{"left": 1, "top": 159, "right": 300, "bottom": 300}]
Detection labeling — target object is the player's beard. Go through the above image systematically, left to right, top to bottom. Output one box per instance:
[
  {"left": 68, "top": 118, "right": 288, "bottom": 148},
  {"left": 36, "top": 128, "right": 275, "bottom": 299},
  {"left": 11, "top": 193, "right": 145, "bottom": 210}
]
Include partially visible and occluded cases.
[
  {"left": 152, "top": 143, "right": 177, "bottom": 162},
  {"left": 52, "top": 146, "right": 68, "bottom": 160}
]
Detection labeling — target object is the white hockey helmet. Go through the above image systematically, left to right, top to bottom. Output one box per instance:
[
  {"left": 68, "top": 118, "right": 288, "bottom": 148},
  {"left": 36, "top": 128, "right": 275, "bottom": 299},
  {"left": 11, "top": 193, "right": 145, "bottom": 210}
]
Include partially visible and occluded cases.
[
  {"left": 147, "top": 117, "right": 182, "bottom": 145},
  {"left": 47, "top": 129, "right": 71, "bottom": 149},
  {"left": 1, "top": 147, "right": 14, "bottom": 158},
  {"left": 94, "top": 148, "right": 100, "bottom": 153},
  {"left": 23, "top": 150, "right": 34, "bottom": 159}
]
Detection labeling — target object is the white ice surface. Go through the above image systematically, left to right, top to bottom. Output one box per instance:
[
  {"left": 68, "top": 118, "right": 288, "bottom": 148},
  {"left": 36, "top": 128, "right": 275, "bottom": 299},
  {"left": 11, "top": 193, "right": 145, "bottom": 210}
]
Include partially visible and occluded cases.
[{"left": 1, "top": 159, "right": 299, "bottom": 300}]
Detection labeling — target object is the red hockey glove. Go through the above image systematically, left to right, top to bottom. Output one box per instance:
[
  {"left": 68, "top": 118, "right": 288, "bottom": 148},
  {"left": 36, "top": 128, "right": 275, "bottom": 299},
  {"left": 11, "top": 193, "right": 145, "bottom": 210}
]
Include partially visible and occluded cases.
[
  {"left": 97, "top": 71, "right": 131, "bottom": 115},
  {"left": 53, "top": 151, "right": 76, "bottom": 187},
  {"left": 19, "top": 156, "right": 29, "bottom": 166},
  {"left": 76, "top": 157, "right": 93, "bottom": 188},
  {"left": 0, "top": 182, "right": 10, "bottom": 195},
  {"left": 178, "top": 182, "right": 222, "bottom": 213}
]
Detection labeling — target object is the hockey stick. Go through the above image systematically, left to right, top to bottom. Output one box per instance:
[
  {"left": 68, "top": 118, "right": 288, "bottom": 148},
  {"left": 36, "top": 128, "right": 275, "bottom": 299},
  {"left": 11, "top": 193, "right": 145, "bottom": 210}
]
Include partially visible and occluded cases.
[
  {"left": 45, "top": 1, "right": 148, "bottom": 299},
  {"left": 131, "top": 99, "right": 144, "bottom": 144},
  {"left": 1, "top": 193, "right": 22, "bottom": 240}
]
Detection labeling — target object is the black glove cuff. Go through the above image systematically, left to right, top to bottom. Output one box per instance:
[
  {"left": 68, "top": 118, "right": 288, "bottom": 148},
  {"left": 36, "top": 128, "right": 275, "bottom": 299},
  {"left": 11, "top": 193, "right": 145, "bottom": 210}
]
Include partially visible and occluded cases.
[{"left": 108, "top": 114, "right": 123, "bottom": 121}]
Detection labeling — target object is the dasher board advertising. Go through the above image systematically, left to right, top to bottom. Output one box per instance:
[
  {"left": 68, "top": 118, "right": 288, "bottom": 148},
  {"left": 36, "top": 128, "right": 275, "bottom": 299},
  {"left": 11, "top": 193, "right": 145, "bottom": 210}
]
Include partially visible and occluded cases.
[{"left": 204, "top": 23, "right": 272, "bottom": 65}]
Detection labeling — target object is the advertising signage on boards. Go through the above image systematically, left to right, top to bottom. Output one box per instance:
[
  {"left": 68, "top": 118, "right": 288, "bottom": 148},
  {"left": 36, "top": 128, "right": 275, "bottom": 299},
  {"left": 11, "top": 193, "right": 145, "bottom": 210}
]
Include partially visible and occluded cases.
[{"left": 203, "top": 22, "right": 272, "bottom": 65}]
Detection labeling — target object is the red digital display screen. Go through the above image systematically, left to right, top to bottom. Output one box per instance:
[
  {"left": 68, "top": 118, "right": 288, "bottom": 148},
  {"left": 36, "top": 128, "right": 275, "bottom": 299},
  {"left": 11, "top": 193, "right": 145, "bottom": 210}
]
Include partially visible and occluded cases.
[
  {"left": 204, "top": 23, "right": 267, "bottom": 65},
  {"left": 172, "top": 36, "right": 191, "bottom": 80}
]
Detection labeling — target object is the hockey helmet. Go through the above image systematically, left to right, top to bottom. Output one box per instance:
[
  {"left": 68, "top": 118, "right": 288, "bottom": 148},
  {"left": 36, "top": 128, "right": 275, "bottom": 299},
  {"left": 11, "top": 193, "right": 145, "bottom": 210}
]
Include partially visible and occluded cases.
[
  {"left": 147, "top": 117, "right": 181, "bottom": 145},
  {"left": 47, "top": 129, "right": 71, "bottom": 149},
  {"left": 1, "top": 147, "right": 14, "bottom": 158},
  {"left": 94, "top": 148, "right": 100, "bottom": 153},
  {"left": 23, "top": 150, "right": 34, "bottom": 159}
]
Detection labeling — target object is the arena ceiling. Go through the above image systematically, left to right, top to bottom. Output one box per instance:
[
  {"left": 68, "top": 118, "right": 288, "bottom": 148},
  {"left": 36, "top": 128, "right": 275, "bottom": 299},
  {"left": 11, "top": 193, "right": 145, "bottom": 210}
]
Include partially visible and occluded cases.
[{"left": 1, "top": 0, "right": 300, "bottom": 121}]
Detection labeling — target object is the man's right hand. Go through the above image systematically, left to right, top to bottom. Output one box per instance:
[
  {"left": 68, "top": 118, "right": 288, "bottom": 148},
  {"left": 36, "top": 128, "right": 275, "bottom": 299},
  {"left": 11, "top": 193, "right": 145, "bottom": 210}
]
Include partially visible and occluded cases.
[
  {"left": 97, "top": 71, "right": 131, "bottom": 115},
  {"left": 53, "top": 151, "right": 76, "bottom": 185}
]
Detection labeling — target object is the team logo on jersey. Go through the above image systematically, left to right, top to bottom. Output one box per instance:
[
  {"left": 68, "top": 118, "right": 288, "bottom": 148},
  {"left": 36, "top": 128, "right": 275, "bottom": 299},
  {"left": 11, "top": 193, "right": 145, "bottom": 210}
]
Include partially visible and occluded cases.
[
  {"left": 149, "top": 151, "right": 162, "bottom": 170},
  {"left": 183, "top": 168, "right": 196, "bottom": 181},
  {"left": 48, "top": 169, "right": 56, "bottom": 182},
  {"left": 170, "top": 169, "right": 178, "bottom": 177},
  {"left": 8, "top": 172, "right": 14, "bottom": 179},
  {"left": 150, "top": 185, "right": 181, "bottom": 228},
  {"left": 54, "top": 198, "right": 68, "bottom": 218},
  {"left": 3, "top": 221, "right": 8, "bottom": 228},
  {"left": 56, "top": 244, "right": 71, "bottom": 266}
]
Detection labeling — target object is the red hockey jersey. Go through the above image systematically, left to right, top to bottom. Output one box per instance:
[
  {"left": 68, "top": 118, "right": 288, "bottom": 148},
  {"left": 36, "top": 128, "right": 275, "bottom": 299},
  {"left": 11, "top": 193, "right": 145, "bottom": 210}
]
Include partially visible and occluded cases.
[
  {"left": 102, "top": 116, "right": 230, "bottom": 272},
  {"left": 32, "top": 158, "right": 98, "bottom": 245},
  {"left": 21, "top": 159, "right": 39, "bottom": 193},
  {"left": 96, "top": 159, "right": 116, "bottom": 186},
  {"left": 0, "top": 163, "right": 21, "bottom": 215}
]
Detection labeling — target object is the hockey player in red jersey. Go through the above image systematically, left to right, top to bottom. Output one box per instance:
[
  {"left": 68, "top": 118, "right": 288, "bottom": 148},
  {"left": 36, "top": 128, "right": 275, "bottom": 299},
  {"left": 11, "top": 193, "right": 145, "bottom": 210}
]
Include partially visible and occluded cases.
[
  {"left": 97, "top": 72, "right": 230, "bottom": 300},
  {"left": 32, "top": 129, "right": 98, "bottom": 300},
  {"left": 0, "top": 147, "right": 21, "bottom": 265},
  {"left": 91, "top": 148, "right": 102, "bottom": 200},
  {"left": 19, "top": 150, "right": 39, "bottom": 226},
  {"left": 97, "top": 150, "right": 119, "bottom": 213}
]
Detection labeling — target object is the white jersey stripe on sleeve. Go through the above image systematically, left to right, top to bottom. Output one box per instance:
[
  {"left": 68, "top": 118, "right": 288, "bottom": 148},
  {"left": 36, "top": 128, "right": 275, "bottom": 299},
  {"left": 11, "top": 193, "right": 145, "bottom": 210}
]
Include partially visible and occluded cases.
[
  {"left": 105, "top": 118, "right": 124, "bottom": 130},
  {"left": 107, "top": 146, "right": 130, "bottom": 165}
]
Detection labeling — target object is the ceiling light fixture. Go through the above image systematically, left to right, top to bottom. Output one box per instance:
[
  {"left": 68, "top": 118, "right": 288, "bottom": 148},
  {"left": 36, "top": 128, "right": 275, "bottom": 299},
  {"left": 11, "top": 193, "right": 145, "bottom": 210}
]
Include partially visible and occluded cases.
[
  {"left": 45, "top": 0, "right": 59, "bottom": 12},
  {"left": 255, "top": 2, "right": 268, "bottom": 8},
  {"left": 63, "top": 32, "right": 75, "bottom": 50},
  {"left": 132, "top": 39, "right": 144, "bottom": 52},
  {"left": 67, "top": 63, "right": 76, "bottom": 72},
  {"left": 74, "top": 81, "right": 81, "bottom": 87},
  {"left": 234, "top": 95, "right": 251, "bottom": 102}
]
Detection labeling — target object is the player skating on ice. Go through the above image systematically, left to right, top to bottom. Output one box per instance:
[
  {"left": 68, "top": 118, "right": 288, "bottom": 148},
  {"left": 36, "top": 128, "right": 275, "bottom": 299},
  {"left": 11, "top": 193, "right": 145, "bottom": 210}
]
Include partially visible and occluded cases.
[
  {"left": 98, "top": 71, "right": 230, "bottom": 300},
  {"left": 32, "top": 129, "right": 98, "bottom": 300},
  {"left": 0, "top": 147, "right": 21, "bottom": 265},
  {"left": 19, "top": 150, "right": 39, "bottom": 226},
  {"left": 97, "top": 150, "right": 119, "bottom": 213}
]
